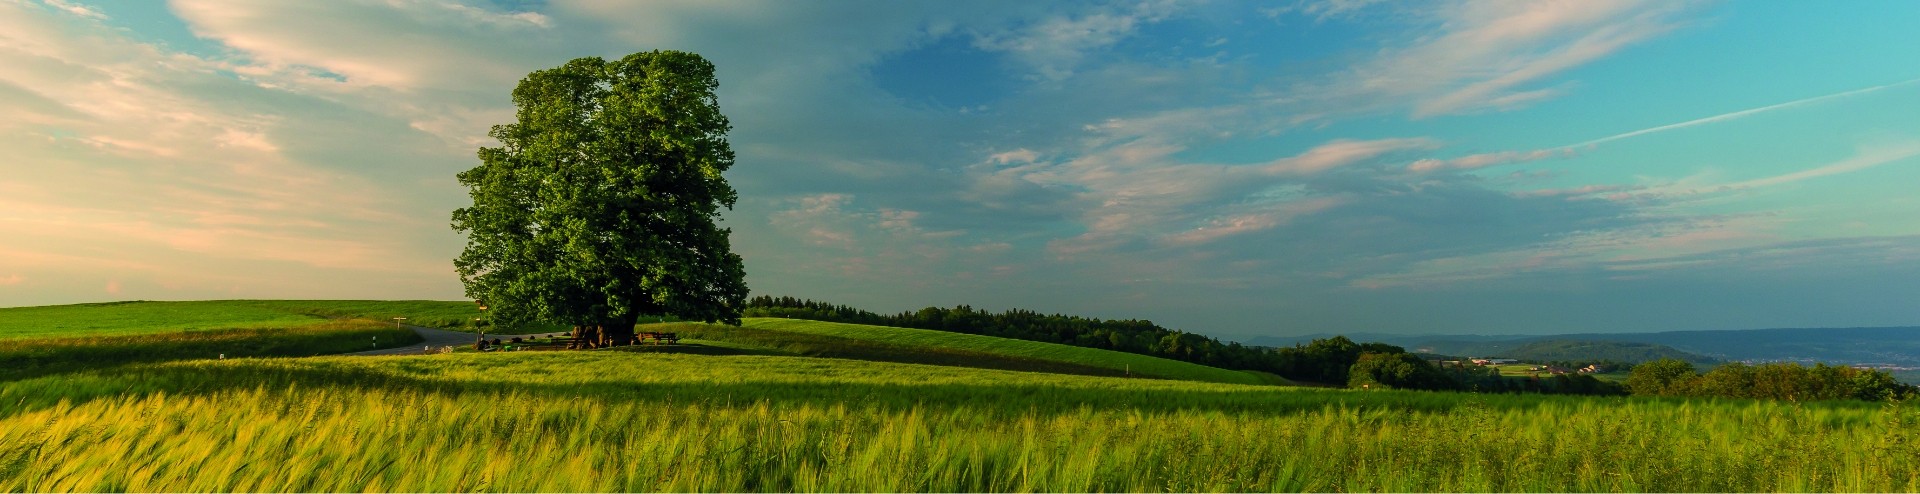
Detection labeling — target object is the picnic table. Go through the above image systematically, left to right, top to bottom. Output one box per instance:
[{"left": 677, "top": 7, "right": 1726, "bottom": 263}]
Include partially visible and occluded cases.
[{"left": 638, "top": 332, "right": 679, "bottom": 345}]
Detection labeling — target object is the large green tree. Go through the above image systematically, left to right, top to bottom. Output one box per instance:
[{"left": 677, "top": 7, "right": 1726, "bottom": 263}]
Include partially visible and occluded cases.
[{"left": 452, "top": 50, "right": 747, "bottom": 348}]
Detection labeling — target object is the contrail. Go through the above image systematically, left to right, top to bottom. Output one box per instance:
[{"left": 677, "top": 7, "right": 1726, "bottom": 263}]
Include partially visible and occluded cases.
[{"left": 1571, "top": 77, "right": 1920, "bottom": 148}]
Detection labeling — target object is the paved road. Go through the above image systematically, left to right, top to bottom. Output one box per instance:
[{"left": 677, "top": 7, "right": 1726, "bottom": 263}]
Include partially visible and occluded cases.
[{"left": 348, "top": 325, "right": 553, "bottom": 356}]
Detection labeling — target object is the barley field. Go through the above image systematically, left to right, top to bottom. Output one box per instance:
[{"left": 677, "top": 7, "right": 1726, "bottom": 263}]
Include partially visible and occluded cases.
[{"left": 3, "top": 351, "right": 1915, "bottom": 492}]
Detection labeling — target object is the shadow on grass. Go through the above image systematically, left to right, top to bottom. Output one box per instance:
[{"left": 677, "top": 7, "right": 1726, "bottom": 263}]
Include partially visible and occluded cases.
[{"left": 0, "top": 323, "right": 422, "bottom": 382}]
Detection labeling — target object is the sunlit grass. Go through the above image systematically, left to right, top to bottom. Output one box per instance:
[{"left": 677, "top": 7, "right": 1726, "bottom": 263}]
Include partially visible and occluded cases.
[
  {"left": 0, "top": 300, "right": 506, "bottom": 341},
  {"left": 0, "top": 301, "right": 326, "bottom": 340},
  {"left": 662, "top": 318, "right": 1279, "bottom": 385},
  {"left": 0, "top": 319, "right": 418, "bottom": 381},
  {"left": 2, "top": 352, "right": 1915, "bottom": 492}
]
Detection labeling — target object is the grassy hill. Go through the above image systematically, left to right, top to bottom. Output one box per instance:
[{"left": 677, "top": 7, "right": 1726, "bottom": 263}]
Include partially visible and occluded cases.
[
  {"left": 0, "top": 300, "right": 489, "bottom": 340},
  {"left": 0, "top": 301, "right": 467, "bottom": 381},
  {"left": 654, "top": 318, "right": 1284, "bottom": 385},
  {"left": 1500, "top": 340, "right": 1718, "bottom": 366}
]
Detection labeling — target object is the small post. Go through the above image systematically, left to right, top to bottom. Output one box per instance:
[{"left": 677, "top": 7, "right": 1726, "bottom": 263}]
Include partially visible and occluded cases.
[
  {"left": 392, "top": 317, "right": 407, "bottom": 328},
  {"left": 372, "top": 335, "right": 378, "bottom": 348}
]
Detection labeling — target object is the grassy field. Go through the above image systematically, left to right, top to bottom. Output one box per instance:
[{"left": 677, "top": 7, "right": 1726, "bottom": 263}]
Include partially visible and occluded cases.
[
  {"left": 0, "top": 300, "right": 494, "bottom": 340},
  {"left": 7, "top": 300, "right": 1919, "bottom": 491},
  {"left": 659, "top": 318, "right": 1282, "bottom": 385},
  {"left": 0, "top": 319, "right": 420, "bottom": 381},
  {"left": 3, "top": 352, "right": 1916, "bottom": 492}
]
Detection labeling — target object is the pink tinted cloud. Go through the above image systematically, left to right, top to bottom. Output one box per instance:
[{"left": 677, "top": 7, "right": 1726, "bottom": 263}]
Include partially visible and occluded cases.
[
  {"left": 1323, "top": 0, "right": 1690, "bottom": 118},
  {"left": 1267, "top": 138, "right": 1441, "bottom": 175},
  {"left": 1721, "top": 140, "right": 1920, "bottom": 190},
  {"left": 1409, "top": 147, "right": 1576, "bottom": 173},
  {"left": 1513, "top": 183, "right": 1642, "bottom": 199},
  {"left": 1164, "top": 196, "right": 1346, "bottom": 245}
]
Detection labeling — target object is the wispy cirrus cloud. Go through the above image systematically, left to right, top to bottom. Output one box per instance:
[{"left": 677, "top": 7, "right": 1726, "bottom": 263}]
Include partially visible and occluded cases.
[
  {"left": 973, "top": 0, "right": 1190, "bottom": 81},
  {"left": 1296, "top": 0, "right": 1695, "bottom": 119},
  {"left": 1575, "top": 78, "right": 1920, "bottom": 148},
  {"left": 1719, "top": 140, "right": 1920, "bottom": 191},
  {"left": 1409, "top": 148, "right": 1577, "bottom": 173}
]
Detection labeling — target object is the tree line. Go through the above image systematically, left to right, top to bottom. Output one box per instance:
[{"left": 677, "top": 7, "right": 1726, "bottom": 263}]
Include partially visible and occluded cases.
[
  {"left": 745, "top": 296, "right": 1454, "bottom": 390},
  {"left": 1626, "top": 358, "right": 1915, "bottom": 401}
]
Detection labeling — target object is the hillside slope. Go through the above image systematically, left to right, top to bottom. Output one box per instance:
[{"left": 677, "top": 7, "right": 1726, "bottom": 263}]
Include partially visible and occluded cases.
[
  {"left": 0, "top": 300, "right": 491, "bottom": 340},
  {"left": 656, "top": 318, "right": 1284, "bottom": 386}
]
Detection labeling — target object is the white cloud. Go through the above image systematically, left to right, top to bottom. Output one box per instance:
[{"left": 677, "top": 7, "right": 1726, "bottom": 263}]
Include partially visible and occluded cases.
[
  {"left": 40, "top": 0, "right": 106, "bottom": 20},
  {"left": 170, "top": 0, "right": 554, "bottom": 92},
  {"left": 972, "top": 0, "right": 1190, "bottom": 80},
  {"left": 1017, "top": 136, "right": 1434, "bottom": 254},
  {"left": 989, "top": 148, "right": 1040, "bottom": 164},
  {"left": 1164, "top": 196, "right": 1346, "bottom": 245}
]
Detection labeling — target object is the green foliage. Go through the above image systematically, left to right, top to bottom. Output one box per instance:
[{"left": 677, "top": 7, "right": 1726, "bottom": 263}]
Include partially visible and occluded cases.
[
  {"left": 454, "top": 50, "right": 747, "bottom": 340},
  {"left": 748, "top": 296, "right": 1307, "bottom": 380},
  {"left": 671, "top": 318, "right": 1272, "bottom": 385},
  {"left": 1273, "top": 335, "right": 1363, "bottom": 384},
  {"left": 1349, "top": 352, "right": 1456, "bottom": 390},
  {"left": 4, "top": 353, "right": 1919, "bottom": 491},
  {"left": 1626, "top": 358, "right": 1699, "bottom": 396},
  {"left": 1628, "top": 358, "right": 1917, "bottom": 401}
]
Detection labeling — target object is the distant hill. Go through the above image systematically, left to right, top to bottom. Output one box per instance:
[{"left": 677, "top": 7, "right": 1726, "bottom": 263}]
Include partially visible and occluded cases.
[
  {"left": 657, "top": 318, "right": 1286, "bottom": 386},
  {"left": 1247, "top": 326, "right": 1920, "bottom": 369},
  {"left": 1564, "top": 327, "right": 1920, "bottom": 366},
  {"left": 1499, "top": 340, "right": 1716, "bottom": 366}
]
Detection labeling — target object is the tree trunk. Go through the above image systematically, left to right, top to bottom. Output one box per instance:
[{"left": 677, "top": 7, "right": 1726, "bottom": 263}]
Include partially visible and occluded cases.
[
  {"left": 569, "top": 315, "right": 639, "bottom": 349},
  {"left": 603, "top": 319, "right": 637, "bottom": 347},
  {"left": 572, "top": 325, "right": 606, "bottom": 349}
]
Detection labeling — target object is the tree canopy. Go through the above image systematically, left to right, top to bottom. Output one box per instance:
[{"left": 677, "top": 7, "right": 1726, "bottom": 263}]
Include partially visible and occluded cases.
[{"left": 452, "top": 51, "right": 747, "bottom": 347}]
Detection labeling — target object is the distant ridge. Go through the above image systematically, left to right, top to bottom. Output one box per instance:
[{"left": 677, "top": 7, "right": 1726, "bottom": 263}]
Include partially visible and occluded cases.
[{"left": 1247, "top": 326, "right": 1920, "bottom": 368}]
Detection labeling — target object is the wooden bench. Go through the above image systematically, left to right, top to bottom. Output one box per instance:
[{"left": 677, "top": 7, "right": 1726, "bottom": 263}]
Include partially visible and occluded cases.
[{"left": 638, "top": 332, "right": 679, "bottom": 345}]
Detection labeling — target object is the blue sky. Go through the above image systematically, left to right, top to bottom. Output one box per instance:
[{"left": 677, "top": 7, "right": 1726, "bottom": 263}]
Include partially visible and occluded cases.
[{"left": 4, "top": 0, "right": 1919, "bottom": 339}]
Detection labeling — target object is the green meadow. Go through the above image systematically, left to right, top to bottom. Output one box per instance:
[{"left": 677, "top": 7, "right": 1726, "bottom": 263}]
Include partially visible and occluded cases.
[
  {"left": 0, "top": 300, "right": 487, "bottom": 340},
  {"left": 3, "top": 300, "right": 1918, "bottom": 492},
  {"left": 663, "top": 318, "right": 1284, "bottom": 385}
]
